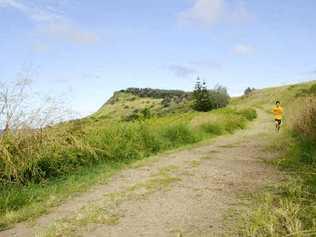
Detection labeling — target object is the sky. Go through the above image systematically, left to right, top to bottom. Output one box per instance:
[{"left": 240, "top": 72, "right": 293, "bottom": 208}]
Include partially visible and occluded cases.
[{"left": 1, "top": 0, "right": 316, "bottom": 116}]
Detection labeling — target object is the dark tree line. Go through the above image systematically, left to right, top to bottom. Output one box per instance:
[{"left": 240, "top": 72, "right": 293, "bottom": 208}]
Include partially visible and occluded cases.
[{"left": 122, "top": 88, "right": 190, "bottom": 99}]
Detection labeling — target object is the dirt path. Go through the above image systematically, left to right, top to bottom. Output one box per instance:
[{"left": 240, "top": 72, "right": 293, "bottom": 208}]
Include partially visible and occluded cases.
[{"left": 1, "top": 110, "right": 281, "bottom": 237}]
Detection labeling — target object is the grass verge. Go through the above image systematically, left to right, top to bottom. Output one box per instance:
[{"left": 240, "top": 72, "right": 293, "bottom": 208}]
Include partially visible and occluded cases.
[{"left": 237, "top": 132, "right": 316, "bottom": 237}]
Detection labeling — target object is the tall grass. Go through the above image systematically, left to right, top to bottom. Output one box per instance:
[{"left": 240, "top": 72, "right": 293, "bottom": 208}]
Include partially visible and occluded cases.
[
  {"left": 239, "top": 95, "right": 316, "bottom": 236},
  {"left": 287, "top": 96, "right": 316, "bottom": 142},
  {"left": 0, "top": 107, "right": 256, "bottom": 229},
  {"left": 0, "top": 128, "right": 97, "bottom": 184},
  {"left": 239, "top": 133, "right": 316, "bottom": 237}
]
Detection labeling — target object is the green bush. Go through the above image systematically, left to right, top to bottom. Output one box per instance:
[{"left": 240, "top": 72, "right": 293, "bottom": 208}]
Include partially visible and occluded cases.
[
  {"left": 192, "top": 79, "right": 230, "bottom": 112},
  {"left": 295, "top": 83, "right": 316, "bottom": 97},
  {"left": 238, "top": 108, "right": 257, "bottom": 121},
  {"left": 223, "top": 116, "right": 247, "bottom": 133},
  {"left": 200, "top": 123, "right": 224, "bottom": 135},
  {"left": 162, "top": 124, "right": 198, "bottom": 147}
]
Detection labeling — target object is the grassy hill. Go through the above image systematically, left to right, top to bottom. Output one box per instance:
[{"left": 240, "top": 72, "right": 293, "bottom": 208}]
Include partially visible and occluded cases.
[
  {"left": 0, "top": 80, "right": 315, "bottom": 231},
  {"left": 232, "top": 80, "right": 316, "bottom": 109},
  {"left": 93, "top": 81, "right": 316, "bottom": 122},
  {"left": 93, "top": 88, "right": 192, "bottom": 121}
]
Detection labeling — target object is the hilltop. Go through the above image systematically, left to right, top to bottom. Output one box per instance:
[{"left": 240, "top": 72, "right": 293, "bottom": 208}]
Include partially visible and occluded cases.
[
  {"left": 93, "top": 85, "right": 230, "bottom": 121},
  {"left": 93, "top": 88, "right": 192, "bottom": 121}
]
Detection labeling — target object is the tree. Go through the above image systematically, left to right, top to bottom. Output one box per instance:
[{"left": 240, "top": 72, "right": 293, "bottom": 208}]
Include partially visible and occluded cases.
[
  {"left": 0, "top": 75, "right": 74, "bottom": 131},
  {"left": 0, "top": 77, "right": 32, "bottom": 131},
  {"left": 192, "top": 77, "right": 212, "bottom": 112},
  {"left": 209, "top": 85, "right": 230, "bottom": 109},
  {"left": 244, "top": 87, "right": 255, "bottom": 96}
]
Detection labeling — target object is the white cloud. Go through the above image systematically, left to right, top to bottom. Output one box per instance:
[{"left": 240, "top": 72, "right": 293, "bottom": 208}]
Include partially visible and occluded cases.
[
  {"left": 0, "top": 0, "right": 97, "bottom": 45},
  {"left": 0, "top": 0, "right": 62, "bottom": 22},
  {"left": 178, "top": 0, "right": 251, "bottom": 27},
  {"left": 178, "top": 0, "right": 224, "bottom": 26},
  {"left": 234, "top": 44, "right": 255, "bottom": 55}
]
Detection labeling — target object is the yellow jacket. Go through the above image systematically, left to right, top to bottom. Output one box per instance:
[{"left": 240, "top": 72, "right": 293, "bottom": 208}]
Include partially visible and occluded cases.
[{"left": 272, "top": 106, "right": 283, "bottom": 120}]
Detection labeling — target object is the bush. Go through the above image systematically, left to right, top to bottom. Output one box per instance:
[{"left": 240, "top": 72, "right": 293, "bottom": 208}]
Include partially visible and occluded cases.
[
  {"left": 192, "top": 78, "right": 230, "bottom": 112},
  {"left": 295, "top": 83, "right": 316, "bottom": 97},
  {"left": 209, "top": 85, "right": 230, "bottom": 109},
  {"left": 238, "top": 108, "right": 257, "bottom": 121},
  {"left": 223, "top": 116, "right": 246, "bottom": 133},
  {"left": 200, "top": 123, "right": 224, "bottom": 135},
  {"left": 162, "top": 124, "right": 198, "bottom": 147}
]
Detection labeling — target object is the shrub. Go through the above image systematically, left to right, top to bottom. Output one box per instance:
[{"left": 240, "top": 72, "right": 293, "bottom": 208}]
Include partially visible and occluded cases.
[
  {"left": 192, "top": 78, "right": 230, "bottom": 112},
  {"left": 209, "top": 85, "right": 230, "bottom": 109},
  {"left": 238, "top": 108, "right": 257, "bottom": 121},
  {"left": 223, "top": 116, "right": 247, "bottom": 133},
  {"left": 200, "top": 123, "right": 224, "bottom": 135},
  {"left": 162, "top": 124, "right": 198, "bottom": 147}
]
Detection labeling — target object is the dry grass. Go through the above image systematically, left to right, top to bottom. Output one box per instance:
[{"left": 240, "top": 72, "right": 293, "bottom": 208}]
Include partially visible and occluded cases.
[
  {"left": 236, "top": 83, "right": 316, "bottom": 237},
  {"left": 94, "top": 92, "right": 163, "bottom": 120},
  {"left": 286, "top": 96, "right": 316, "bottom": 141},
  {"left": 0, "top": 128, "right": 96, "bottom": 184}
]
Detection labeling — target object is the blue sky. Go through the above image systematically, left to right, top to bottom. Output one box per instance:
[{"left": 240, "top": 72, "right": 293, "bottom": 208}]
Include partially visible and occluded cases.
[{"left": 1, "top": 0, "right": 316, "bottom": 116}]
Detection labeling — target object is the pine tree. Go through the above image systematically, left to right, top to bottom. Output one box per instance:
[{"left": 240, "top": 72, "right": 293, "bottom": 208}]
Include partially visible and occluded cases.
[{"left": 192, "top": 77, "right": 211, "bottom": 111}]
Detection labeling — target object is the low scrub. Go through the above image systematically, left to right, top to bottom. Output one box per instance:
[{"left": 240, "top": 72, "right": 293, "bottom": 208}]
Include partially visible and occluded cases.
[
  {"left": 295, "top": 83, "right": 316, "bottom": 97},
  {"left": 237, "top": 108, "right": 257, "bottom": 121},
  {"left": 200, "top": 123, "right": 224, "bottom": 135}
]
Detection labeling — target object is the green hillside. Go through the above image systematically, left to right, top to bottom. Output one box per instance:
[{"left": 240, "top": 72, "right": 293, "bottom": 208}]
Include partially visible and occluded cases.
[
  {"left": 0, "top": 80, "right": 315, "bottom": 232},
  {"left": 232, "top": 80, "right": 316, "bottom": 110},
  {"left": 93, "top": 81, "right": 315, "bottom": 123},
  {"left": 93, "top": 88, "right": 192, "bottom": 121}
]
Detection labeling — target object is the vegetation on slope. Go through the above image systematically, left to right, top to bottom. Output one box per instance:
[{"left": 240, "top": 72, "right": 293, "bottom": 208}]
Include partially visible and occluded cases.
[
  {"left": 192, "top": 78, "right": 230, "bottom": 112},
  {"left": 95, "top": 81, "right": 231, "bottom": 121},
  {"left": 237, "top": 81, "right": 316, "bottom": 236},
  {"left": 0, "top": 84, "right": 256, "bottom": 230},
  {"left": 94, "top": 90, "right": 192, "bottom": 121}
]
